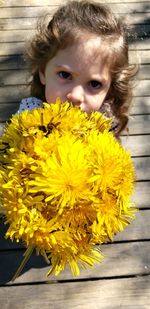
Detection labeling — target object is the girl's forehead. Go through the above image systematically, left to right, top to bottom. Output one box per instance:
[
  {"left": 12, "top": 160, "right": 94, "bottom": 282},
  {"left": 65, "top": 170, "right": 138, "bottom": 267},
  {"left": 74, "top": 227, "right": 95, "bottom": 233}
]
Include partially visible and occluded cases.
[
  {"left": 73, "top": 35, "right": 106, "bottom": 53},
  {"left": 53, "top": 36, "right": 111, "bottom": 66}
]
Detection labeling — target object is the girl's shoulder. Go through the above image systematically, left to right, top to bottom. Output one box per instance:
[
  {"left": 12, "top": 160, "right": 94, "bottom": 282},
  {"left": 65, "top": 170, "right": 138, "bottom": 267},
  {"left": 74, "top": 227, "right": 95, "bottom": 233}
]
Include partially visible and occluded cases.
[{"left": 18, "top": 97, "right": 43, "bottom": 113}]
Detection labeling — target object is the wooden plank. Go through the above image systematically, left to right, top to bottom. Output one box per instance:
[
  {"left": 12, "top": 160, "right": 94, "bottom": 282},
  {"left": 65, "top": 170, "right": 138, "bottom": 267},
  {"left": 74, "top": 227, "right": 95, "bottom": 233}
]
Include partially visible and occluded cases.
[
  {"left": 0, "top": 0, "right": 61, "bottom": 6},
  {"left": 1, "top": 0, "right": 149, "bottom": 6},
  {"left": 0, "top": 3, "right": 150, "bottom": 18},
  {"left": 0, "top": 7, "right": 55, "bottom": 19},
  {"left": 124, "top": 12, "right": 150, "bottom": 25},
  {"left": 1, "top": 14, "right": 150, "bottom": 31},
  {"left": 0, "top": 18, "right": 39, "bottom": 31},
  {"left": 129, "top": 24, "right": 150, "bottom": 38},
  {"left": 1, "top": 25, "right": 150, "bottom": 42},
  {"left": 0, "top": 29, "right": 35, "bottom": 43},
  {"left": 129, "top": 39, "right": 150, "bottom": 51},
  {"left": 0, "top": 42, "right": 25, "bottom": 56},
  {"left": 129, "top": 50, "right": 150, "bottom": 64},
  {"left": 0, "top": 55, "right": 26, "bottom": 70},
  {"left": 136, "top": 65, "right": 150, "bottom": 80},
  {"left": 0, "top": 69, "right": 29, "bottom": 86},
  {"left": 0, "top": 69, "right": 30, "bottom": 86},
  {"left": 133, "top": 80, "right": 150, "bottom": 96},
  {"left": 0, "top": 85, "right": 29, "bottom": 103},
  {"left": 131, "top": 96, "right": 150, "bottom": 114},
  {"left": 0, "top": 102, "right": 19, "bottom": 120},
  {"left": 127, "top": 115, "right": 150, "bottom": 135},
  {"left": 122, "top": 135, "right": 150, "bottom": 156},
  {"left": 133, "top": 157, "right": 150, "bottom": 181},
  {"left": 133, "top": 181, "right": 150, "bottom": 209},
  {"left": 114, "top": 209, "right": 150, "bottom": 241},
  {"left": 0, "top": 241, "right": 149, "bottom": 284},
  {"left": 1, "top": 276, "right": 150, "bottom": 309}
]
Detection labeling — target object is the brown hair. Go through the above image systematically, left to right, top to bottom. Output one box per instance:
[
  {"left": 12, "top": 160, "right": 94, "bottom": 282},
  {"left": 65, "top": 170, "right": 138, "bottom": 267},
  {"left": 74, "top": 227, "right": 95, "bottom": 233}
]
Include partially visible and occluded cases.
[{"left": 26, "top": 0, "right": 137, "bottom": 136}]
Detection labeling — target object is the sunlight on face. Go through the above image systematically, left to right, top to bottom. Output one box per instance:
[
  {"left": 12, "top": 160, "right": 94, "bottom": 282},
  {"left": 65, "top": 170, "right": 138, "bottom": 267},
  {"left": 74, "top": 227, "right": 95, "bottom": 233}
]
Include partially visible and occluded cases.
[{"left": 39, "top": 36, "right": 112, "bottom": 113}]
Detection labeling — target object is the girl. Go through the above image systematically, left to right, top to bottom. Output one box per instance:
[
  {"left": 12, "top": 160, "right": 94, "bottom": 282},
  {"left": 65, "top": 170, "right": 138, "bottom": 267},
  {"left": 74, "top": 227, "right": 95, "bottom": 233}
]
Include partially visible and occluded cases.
[{"left": 19, "top": 0, "right": 136, "bottom": 138}]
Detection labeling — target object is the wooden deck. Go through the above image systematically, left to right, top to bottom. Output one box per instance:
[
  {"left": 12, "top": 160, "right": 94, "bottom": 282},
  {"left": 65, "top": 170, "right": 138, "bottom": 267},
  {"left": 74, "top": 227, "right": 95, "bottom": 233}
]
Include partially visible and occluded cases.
[{"left": 0, "top": 0, "right": 150, "bottom": 308}]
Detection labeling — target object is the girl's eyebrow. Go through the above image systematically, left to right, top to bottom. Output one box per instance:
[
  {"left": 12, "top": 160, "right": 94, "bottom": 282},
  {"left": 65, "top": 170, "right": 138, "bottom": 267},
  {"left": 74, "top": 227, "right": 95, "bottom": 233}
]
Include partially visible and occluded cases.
[
  {"left": 55, "top": 64, "right": 72, "bottom": 70},
  {"left": 55, "top": 64, "right": 77, "bottom": 76}
]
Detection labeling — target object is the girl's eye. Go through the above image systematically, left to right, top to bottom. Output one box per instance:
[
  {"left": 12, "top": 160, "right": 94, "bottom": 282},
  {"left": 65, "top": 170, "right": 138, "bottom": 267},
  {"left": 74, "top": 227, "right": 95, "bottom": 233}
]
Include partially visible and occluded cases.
[
  {"left": 58, "top": 71, "right": 72, "bottom": 80},
  {"left": 89, "top": 80, "right": 102, "bottom": 89}
]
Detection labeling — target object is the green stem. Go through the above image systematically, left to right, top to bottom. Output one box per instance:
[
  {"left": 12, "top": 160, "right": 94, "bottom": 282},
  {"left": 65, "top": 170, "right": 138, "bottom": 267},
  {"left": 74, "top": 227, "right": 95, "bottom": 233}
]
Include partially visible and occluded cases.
[
  {"left": 11, "top": 246, "right": 34, "bottom": 282},
  {"left": 42, "top": 250, "right": 50, "bottom": 265}
]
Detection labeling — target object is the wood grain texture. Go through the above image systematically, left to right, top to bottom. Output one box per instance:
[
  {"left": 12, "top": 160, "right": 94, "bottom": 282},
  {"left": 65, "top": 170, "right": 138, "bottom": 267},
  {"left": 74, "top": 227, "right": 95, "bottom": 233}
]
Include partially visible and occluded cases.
[
  {"left": 1, "top": 0, "right": 149, "bottom": 6},
  {"left": 1, "top": 3, "right": 150, "bottom": 19},
  {"left": 1, "top": 14, "right": 150, "bottom": 30},
  {"left": 1, "top": 25, "right": 150, "bottom": 42},
  {"left": 129, "top": 39, "right": 150, "bottom": 50},
  {"left": 0, "top": 42, "right": 25, "bottom": 56},
  {"left": 0, "top": 55, "right": 26, "bottom": 70},
  {"left": 137, "top": 65, "right": 150, "bottom": 79},
  {"left": 133, "top": 80, "right": 150, "bottom": 96},
  {"left": 131, "top": 96, "right": 150, "bottom": 114},
  {"left": 127, "top": 115, "right": 150, "bottom": 135},
  {"left": 121, "top": 135, "right": 150, "bottom": 156},
  {"left": 133, "top": 157, "right": 150, "bottom": 181},
  {"left": 133, "top": 181, "right": 150, "bottom": 208},
  {"left": 114, "top": 209, "right": 150, "bottom": 241},
  {"left": 0, "top": 241, "right": 149, "bottom": 284},
  {"left": 0, "top": 276, "right": 150, "bottom": 309}
]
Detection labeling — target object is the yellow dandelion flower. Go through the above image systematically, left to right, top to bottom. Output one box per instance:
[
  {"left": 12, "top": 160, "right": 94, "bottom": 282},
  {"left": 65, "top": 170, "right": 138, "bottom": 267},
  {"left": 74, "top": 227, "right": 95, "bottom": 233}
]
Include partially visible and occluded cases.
[
  {"left": 0, "top": 99, "right": 136, "bottom": 280},
  {"left": 88, "top": 130, "right": 135, "bottom": 197},
  {"left": 28, "top": 133, "right": 93, "bottom": 212}
]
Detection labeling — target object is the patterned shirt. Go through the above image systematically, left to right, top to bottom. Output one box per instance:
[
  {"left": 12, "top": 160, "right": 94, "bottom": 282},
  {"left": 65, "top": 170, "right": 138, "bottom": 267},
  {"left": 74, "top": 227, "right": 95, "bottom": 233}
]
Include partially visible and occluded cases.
[{"left": 18, "top": 97, "right": 43, "bottom": 113}]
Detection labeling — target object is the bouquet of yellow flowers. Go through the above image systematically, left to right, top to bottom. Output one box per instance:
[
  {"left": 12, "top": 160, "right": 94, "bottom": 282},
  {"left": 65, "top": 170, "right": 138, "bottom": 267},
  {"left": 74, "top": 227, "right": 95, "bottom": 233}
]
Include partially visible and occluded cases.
[{"left": 0, "top": 99, "right": 136, "bottom": 279}]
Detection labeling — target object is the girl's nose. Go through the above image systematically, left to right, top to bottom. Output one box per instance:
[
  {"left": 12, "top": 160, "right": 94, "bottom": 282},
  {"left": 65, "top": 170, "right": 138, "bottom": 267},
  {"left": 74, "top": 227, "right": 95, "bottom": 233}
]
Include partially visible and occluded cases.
[{"left": 66, "top": 86, "right": 84, "bottom": 106}]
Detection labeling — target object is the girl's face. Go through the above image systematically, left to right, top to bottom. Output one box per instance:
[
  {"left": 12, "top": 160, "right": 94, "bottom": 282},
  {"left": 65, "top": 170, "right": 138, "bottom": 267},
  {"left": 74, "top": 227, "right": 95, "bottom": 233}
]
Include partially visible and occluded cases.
[{"left": 39, "top": 36, "right": 111, "bottom": 113}]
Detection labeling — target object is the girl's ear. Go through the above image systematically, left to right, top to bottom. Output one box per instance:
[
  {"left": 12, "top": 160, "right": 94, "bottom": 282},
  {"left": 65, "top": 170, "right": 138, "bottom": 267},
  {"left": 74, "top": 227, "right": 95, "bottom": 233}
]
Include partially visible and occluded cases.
[{"left": 39, "top": 67, "right": 46, "bottom": 85}]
